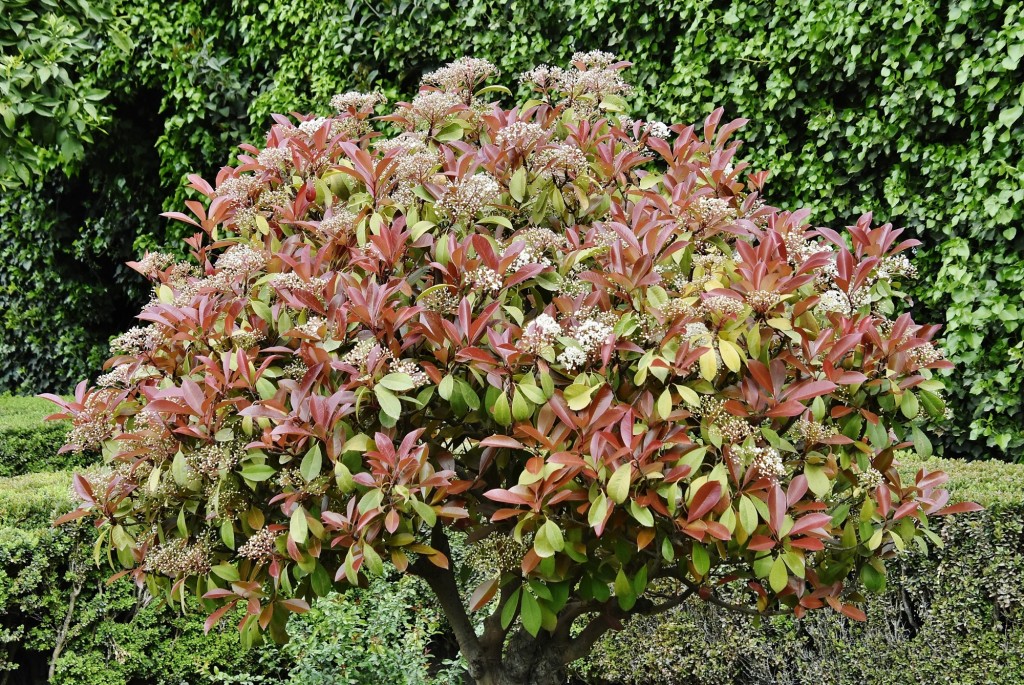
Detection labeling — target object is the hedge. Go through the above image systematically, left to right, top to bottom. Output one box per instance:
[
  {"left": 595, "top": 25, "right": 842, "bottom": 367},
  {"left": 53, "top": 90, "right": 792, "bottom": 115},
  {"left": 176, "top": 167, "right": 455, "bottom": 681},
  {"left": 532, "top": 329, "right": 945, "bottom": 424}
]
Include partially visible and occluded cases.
[
  {"left": 1, "top": 0, "right": 1021, "bottom": 459},
  {"left": 0, "top": 396, "right": 90, "bottom": 477},
  {"left": 578, "top": 454, "right": 1024, "bottom": 684},
  {"left": 2, "top": 455, "right": 1020, "bottom": 683},
  {"left": 0, "top": 468, "right": 460, "bottom": 684}
]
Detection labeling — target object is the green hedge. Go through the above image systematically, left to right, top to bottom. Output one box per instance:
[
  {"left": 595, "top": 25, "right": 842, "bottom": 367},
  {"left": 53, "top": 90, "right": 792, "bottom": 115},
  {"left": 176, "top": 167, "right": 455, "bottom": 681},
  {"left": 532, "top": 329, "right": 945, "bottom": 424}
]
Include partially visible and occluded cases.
[
  {"left": 2, "top": 0, "right": 1021, "bottom": 458},
  {"left": 0, "top": 396, "right": 91, "bottom": 477},
  {"left": 578, "top": 454, "right": 1024, "bottom": 684},
  {"left": 0, "top": 468, "right": 461, "bottom": 684}
]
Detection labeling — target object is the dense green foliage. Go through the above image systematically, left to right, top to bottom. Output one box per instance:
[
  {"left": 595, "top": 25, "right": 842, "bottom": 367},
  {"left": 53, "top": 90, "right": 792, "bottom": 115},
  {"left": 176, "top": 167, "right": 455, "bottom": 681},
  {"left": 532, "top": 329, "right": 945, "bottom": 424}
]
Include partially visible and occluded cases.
[
  {"left": 1, "top": 0, "right": 1021, "bottom": 459},
  {"left": 0, "top": 396, "right": 91, "bottom": 477},
  {"left": 579, "top": 454, "right": 1024, "bottom": 684},
  {"left": 0, "top": 467, "right": 460, "bottom": 684}
]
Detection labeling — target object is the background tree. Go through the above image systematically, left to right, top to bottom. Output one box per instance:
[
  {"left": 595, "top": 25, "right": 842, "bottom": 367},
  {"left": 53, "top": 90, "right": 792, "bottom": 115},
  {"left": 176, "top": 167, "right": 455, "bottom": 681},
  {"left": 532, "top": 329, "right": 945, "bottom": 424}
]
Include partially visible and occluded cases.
[{"left": 49, "top": 55, "right": 978, "bottom": 685}]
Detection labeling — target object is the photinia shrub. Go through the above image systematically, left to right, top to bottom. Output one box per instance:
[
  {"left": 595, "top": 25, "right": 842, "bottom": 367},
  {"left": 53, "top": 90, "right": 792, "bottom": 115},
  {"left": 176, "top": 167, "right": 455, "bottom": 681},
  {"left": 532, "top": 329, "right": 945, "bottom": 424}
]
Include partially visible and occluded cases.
[{"left": 47, "top": 53, "right": 980, "bottom": 685}]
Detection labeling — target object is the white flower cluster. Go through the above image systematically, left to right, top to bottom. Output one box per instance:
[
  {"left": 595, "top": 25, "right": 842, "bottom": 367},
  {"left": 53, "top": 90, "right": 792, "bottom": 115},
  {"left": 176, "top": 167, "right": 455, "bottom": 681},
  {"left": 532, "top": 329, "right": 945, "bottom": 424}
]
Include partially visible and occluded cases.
[
  {"left": 572, "top": 50, "right": 619, "bottom": 69},
  {"left": 422, "top": 57, "right": 497, "bottom": 92},
  {"left": 330, "top": 91, "right": 386, "bottom": 113},
  {"left": 406, "top": 91, "right": 462, "bottom": 130},
  {"left": 298, "top": 117, "right": 328, "bottom": 135},
  {"left": 645, "top": 120, "right": 671, "bottom": 138},
  {"left": 495, "top": 122, "right": 547, "bottom": 149},
  {"left": 373, "top": 131, "right": 428, "bottom": 155},
  {"left": 535, "top": 143, "right": 589, "bottom": 181},
  {"left": 257, "top": 145, "right": 290, "bottom": 169},
  {"left": 436, "top": 174, "right": 501, "bottom": 221},
  {"left": 217, "top": 175, "right": 262, "bottom": 204},
  {"left": 692, "top": 197, "right": 737, "bottom": 225},
  {"left": 319, "top": 210, "right": 357, "bottom": 239},
  {"left": 216, "top": 244, "right": 267, "bottom": 276},
  {"left": 134, "top": 252, "right": 176, "bottom": 278},
  {"left": 877, "top": 254, "right": 918, "bottom": 280},
  {"left": 467, "top": 265, "right": 503, "bottom": 292},
  {"left": 270, "top": 273, "right": 328, "bottom": 299},
  {"left": 419, "top": 286, "right": 460, "bottom": 314},
  {"left": 746, "top": 289, "right": 782, "bottom": 314},
  {"left": 817, "top": 289, "right": 851, "bottom": 315},
  {"left": 703, "top": 296, "right": 746, "bottom": 316},
  {"left": 517, "top": 313, "right": 562, "bottom": 354},
  {"left": 294, "top": 316, "right": 329, "bottom": 339},
  {"left": 557, "top": 317, "right": 614, "bottom": 370},
  {"left": 110, "top": 325, "right": 164, "bottom": 356},
  {"left": 230, "top": 328, "right": 265, "bottom": 348},
  {"left": 341, "top": 337, "right": 390, "bottom": 369},
  {"left": 909, "top": 341, "right": 945, "bottom": 367},
  {"left": 389, "top": 359, "right": 430, "bottom": 388},
  {"left": 96, "top": 364, "right": 132, "bottom": 388},
  {"left": 789, "top": 419, "right": 835, "bottom": 445},
  {"left": 737, "top": 446, "right": 786, "bottom": 480},
  {"left": 857, "top": 468, "right": 884, "bottom": 490},
  {"left": 238, "top": 527, "right": 280, "bottom": 561},
  {"left": 144, "top": 538, "right": 212, "bottom": 577}
]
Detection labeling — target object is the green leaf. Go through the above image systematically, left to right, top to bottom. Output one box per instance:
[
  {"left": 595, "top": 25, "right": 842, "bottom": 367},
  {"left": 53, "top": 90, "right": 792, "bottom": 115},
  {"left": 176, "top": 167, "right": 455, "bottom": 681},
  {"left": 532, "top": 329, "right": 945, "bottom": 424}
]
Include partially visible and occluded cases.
[
  {"left": 509, "top": 167, "right": 527, "bottom": 202},
  {"left": 379, "top": 373, "right": 416, "bottom": 391},
  {"left": 564, "top": 383, "right": 596, "bottom": 411},
  {"left": 375, "top": 385, "right": 402, "bottom": 419},
  {"left": 512, "top": 388, "right": 533, "bottom": 422},
  {"left": 491, "top": 392, "right": 512, "bottom": 426},
  {"left": 300, "top": 444, "right": 322, "bottom": 482},
  {"left": 607, "top": 463, "right": 632, "bottom": 504},
  {"left": 240, "top": 464, "right": 276, "bottom": 482},
  {"left": 804, "top": 464, "right": 832, "bottom": 497},
  {"left": 739, "top": 495, "right": 759, "bottom": 534},
  {"left": 411, "top": 499, "right": 437, "bottom": 527},
  {"left": 290, "top": 506, "right": 308, "bottom": 544},
  {"left": 692, "top": 543, "right": 710, "bottom": 578},
  {"left": 362, "top": 544, "right": 383, "bottom": 576},
  {"left": 769, "top": 556, "right": 789, "bottom": 593},
  {"left": 212, "top": 562, "right": 240, "bottom": 582},
  {"left": 614, "top": 569, "right": 636, "bottom": 611},
  {"left": 501, "top": 588, "right": 521, "bottom": 629},
  {"left": 521, "top": 591, "right": 542, "bottom": 636}
]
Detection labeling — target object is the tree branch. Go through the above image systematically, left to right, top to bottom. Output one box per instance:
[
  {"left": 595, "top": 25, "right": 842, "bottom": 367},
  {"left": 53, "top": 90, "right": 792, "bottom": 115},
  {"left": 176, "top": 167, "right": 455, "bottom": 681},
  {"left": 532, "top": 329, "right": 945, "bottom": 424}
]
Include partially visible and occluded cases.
[{"left": 410, "top": 526, "right": 485, "bottom": 672}]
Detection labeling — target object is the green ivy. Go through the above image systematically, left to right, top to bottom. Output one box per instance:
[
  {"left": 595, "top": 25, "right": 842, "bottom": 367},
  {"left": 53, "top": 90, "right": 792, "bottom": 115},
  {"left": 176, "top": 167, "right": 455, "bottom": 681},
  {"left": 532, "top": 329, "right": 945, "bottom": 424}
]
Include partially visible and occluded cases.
[{"left": 1, "top": 0, "right": 1021, "bottom": 458}]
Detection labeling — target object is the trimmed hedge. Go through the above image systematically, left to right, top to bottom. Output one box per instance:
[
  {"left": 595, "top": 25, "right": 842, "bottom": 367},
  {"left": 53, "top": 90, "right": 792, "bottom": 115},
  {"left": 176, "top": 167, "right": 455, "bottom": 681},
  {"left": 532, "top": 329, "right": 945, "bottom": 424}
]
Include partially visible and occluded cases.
[
  {"left": 2, "top": 0, "right": 1022, "bottom": 459},
  {"left": 0, "top": 396, "right": 89, "bottom": 477},
  {"left": 578, "top": 454, "right": 1024, "bottom": 684},
  {"left": 2, "top": 457, "right": 1019, "bottom": 683},
  {"left": 0, "top": 468, "right": 460, "bottom": 684}
]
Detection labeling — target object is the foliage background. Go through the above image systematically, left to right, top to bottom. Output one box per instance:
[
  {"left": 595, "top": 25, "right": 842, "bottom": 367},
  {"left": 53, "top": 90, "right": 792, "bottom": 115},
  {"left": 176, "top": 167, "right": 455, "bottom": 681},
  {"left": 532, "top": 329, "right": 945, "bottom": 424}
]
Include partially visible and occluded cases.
[{"left": 2, "top": 0, "right": 1021, "bottom": 459}]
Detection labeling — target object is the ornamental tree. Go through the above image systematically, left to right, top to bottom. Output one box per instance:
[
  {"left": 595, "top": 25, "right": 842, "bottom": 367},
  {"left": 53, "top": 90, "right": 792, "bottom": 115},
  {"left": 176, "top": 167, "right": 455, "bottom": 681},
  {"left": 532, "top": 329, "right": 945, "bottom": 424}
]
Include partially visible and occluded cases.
[{"left": 48, "top": 53, "right": 979, "bottom": 685}]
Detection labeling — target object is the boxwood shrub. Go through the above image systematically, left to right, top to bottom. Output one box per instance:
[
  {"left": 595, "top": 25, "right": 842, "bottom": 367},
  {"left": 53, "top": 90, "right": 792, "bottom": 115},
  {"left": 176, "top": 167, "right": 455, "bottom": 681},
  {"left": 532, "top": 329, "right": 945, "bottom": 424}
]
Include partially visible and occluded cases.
[
  {"left": 0, "top": 396, "right": 92, "bottom": 477},
  {"left": 578, "top": 454, "right": 1024, "bottom": 684}
]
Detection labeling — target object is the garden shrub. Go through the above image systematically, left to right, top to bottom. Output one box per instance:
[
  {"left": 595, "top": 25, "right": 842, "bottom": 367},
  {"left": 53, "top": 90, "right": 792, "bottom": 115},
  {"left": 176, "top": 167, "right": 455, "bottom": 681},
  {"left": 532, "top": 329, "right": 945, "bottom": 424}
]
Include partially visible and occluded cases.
[
  {"left": 2, "top": 0, "right": 1022, "bottom": 461},
  {"left": 49, "top": 52, "right": 978, "bottom": 685},
  {"left": 0, "top": 396, "right": 91, "bottom": 477},
  {"left": 580, "top": 454, "right": 1024, "bottom": 684}
]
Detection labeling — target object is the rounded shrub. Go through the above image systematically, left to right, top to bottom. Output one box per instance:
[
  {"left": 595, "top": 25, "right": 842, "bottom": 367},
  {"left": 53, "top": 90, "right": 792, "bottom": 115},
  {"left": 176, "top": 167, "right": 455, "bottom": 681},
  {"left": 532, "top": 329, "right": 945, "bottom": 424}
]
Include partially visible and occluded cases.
[{"left": 50, "top": 53, "right": 976, "bottom": 684}]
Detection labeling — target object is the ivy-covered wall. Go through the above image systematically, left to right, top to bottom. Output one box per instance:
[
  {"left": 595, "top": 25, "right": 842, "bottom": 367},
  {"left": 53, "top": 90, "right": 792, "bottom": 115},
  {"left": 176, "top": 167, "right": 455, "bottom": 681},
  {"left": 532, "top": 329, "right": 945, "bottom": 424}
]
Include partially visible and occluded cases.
[{"left": 1, "top": 0, "right": 1021, "bottom": 458}]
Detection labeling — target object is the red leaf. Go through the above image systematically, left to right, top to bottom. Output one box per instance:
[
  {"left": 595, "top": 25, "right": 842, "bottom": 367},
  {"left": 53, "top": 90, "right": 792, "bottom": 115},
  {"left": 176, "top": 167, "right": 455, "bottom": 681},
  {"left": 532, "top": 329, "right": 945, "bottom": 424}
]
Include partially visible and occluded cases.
[
  {"left": 785, "top": 380, "right": 837, "bottom": 403},
  {"left": 766, "top": 400, "right": 807, "bottom": 418},
  {"left": 480, "top": 436, "right": 525, "bottom": 450},
  {"left": 72, "top": 474, "right": 95, "bottom": 504},
  {"left": 687, "top": 481, "right": 723, "bottom": 523},
  {"left": 768, "top": 484, "right": 786, "bottom": 534},
  {"left": 935, "top": 502, "right": 983, "bottom": 516},
  {"left": 54, "top": 507, "right": 89, "bottom": 526},
  {"left": 747, "top": 535, "right": 776, "bottom": 551},
  {"left": 469, "top": 577, "right": 499, "bottom": 611},
  {"left": 203, "top": 589, "right": 237, "bottom": 600},
  {"left": 279, "top": 598, "right": 310, "bottom": 614},
  {"left": 204, "top": 602, "right": 236, "bottom": 634}
]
